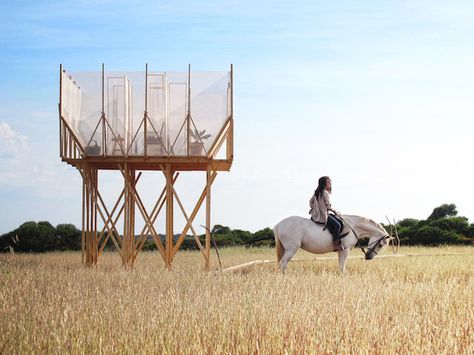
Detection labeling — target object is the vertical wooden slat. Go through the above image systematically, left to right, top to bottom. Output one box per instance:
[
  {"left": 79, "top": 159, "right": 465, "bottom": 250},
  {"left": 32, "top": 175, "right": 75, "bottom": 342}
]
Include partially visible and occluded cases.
[
  {"left": 59, "top": 64, "right": 63, "bottom": 158},
  {"left": 102, "top": 64, "right": 106, "bottom": 156},
  {"left": 144, "top": 64, "right": 148, "bottom": 157},
  {"left": 187, "top": 64, "right": 191, "bottom": 156},
  {"left": 228, "top": 64, "right": 234, "bottom": 161},
  {"left": 62, "top": 124, "right": 66, "bottom": 158},
  {"left": 69, "top": 129, "right": 72, "bottom": 158},
  {"left": 123, "top": 163, "right": 128, "bottom": 266},
  {"left": 166, "top": 164, "right": 173, "bottom": 269},
  {"left": 205, "top": 167, "right": 211, "bottom": 270},
  {"left": 81, "top": 168, "right": 85, "bottom": 264},
  {"left": 85, "top": 168, "right": 90, "bottom": 265},
  {"left": 93, "top": 169, "right": 98, "bottom": 265},
  {"left": 130, "top": 169, "right": 136, "bottom": 267}
]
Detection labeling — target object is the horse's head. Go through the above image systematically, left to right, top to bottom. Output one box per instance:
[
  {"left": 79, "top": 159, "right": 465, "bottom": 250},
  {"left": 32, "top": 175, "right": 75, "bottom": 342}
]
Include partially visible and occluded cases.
[
  {"left": 343, "top": 215, "right": 399, "bottom": 260},
  {"left": 365, "top": 218, "right": 400, "bottom": 260},
  {"left": 365, "top": 234, "right": 391, "bottom": 260}
]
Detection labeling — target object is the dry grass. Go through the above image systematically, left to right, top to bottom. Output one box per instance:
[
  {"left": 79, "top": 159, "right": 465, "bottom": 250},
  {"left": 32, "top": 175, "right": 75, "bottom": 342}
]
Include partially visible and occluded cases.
[{"left": 0, "top": 246, "right": 473, "bottom": 354}]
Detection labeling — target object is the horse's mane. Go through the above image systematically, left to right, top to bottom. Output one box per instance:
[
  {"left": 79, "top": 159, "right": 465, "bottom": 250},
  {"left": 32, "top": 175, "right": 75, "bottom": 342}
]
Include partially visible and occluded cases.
[{"left": 342, "top": 215, "right": 387, "bottom": 234}]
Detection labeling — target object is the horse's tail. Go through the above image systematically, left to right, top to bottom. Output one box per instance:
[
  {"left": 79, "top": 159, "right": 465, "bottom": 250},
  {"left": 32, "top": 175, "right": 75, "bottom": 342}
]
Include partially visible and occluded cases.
[{"left": 274, "top": 224, "right": 285, "bottom": 262}]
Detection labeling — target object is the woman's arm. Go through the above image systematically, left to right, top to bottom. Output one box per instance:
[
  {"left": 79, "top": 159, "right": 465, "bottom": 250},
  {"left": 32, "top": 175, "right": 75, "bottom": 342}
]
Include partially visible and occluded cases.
[{"left": 323, "top": 190, "right": 339, "bottom": 215}]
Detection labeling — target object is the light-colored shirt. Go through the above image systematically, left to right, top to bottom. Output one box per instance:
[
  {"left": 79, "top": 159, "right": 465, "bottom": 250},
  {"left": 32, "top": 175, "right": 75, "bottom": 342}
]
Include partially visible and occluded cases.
[{"left": 309, "top": 190, "right": 337, "bottom": 223}]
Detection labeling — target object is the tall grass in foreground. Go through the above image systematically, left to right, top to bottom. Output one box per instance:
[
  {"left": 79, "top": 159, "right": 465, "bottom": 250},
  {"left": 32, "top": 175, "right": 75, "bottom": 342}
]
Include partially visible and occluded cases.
[{"left": 0, "top": 246, "right": 473, "bottom": 353}]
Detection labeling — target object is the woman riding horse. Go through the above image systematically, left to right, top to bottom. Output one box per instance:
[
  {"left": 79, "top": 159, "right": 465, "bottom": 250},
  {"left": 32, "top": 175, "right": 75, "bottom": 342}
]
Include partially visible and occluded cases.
[{"left": 309, "top": 176, "right": 343, "bottom": 240}]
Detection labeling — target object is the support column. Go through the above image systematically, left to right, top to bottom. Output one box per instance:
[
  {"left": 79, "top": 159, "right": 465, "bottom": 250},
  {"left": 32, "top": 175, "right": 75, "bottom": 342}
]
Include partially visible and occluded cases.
[
  {"left": 83, "top": 164, "right": 99, "bottom": 267},
  {"left": 123, "top": 164, "right": 129, "bottom": 267},
  {"left": 165, "top": 164, "right": 174, "bottom": 269},
  {"left": 205, "top": 167, "right": 211, "bottom": 270},
  {"left": 81, "top": 168, "right": 85, "bottom": 264},
  {"left": 92, "top": 168, "right": 98, "bottom": 266},
  {"left": 130, "top": 170, "right": 136, "bottom": 267}
]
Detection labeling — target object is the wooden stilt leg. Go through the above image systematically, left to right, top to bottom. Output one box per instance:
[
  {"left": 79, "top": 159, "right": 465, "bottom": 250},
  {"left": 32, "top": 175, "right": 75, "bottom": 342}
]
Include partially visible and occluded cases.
[
  {"left": 123, "top": 163, "right": 129, "bottom": 267},
  {"left": 165, "top": 164, "right": 173, "bottom": 269},
  {"left": 205, "top": 167, "right": 211, "bottom": 270},
  {"left": 85, "top": 168, "right": 90, "bottom": 266},
  {"left": 81, "top": 169, "right": 85, "bottom": 265},
  {"left": 93, "top": 169, "right": 98, "bottom": 266},
  {"left": 130, "top": 170, "right": 136, "bottom": 268}
]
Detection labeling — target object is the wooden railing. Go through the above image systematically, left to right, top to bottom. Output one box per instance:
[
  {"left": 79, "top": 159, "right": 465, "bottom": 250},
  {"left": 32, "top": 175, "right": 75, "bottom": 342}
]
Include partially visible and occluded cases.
[{"left": 60, "top": 117, "right": 85, "bottom": 160}]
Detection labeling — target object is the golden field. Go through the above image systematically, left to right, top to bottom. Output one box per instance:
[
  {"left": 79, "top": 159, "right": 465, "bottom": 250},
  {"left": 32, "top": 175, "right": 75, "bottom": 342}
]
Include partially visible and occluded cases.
[{"left": 0, "top": 246, "right": 473, "bottom": 354}]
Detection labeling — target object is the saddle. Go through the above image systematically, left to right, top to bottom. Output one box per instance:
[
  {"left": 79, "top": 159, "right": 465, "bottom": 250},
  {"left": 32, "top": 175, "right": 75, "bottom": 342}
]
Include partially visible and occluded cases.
[{"left": 311, "top": 215, "right": 350, "bottom": 241}]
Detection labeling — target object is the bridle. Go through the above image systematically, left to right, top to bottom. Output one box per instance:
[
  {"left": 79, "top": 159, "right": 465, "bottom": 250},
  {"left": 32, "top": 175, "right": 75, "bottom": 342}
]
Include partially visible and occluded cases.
[{"left": 346, "top": 223, "right": 392, "bottom": 258}]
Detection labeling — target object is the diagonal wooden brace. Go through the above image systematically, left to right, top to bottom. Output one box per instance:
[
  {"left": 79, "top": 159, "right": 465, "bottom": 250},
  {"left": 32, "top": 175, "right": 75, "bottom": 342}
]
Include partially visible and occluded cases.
[
  {"left": 119, "top": 165, "right": 167, "bottom": 262},
  {"left": 160, "top": 166, "right": 207, "bottom": 261},
  {"left": 172, "top": 171, "right": 217, "bottom": 257},
  {"left": 133, "top": 172, "right": 180, "bottom": 262},
  {"left": 96, "top": 173, "right": 142, "bottom": 250}
]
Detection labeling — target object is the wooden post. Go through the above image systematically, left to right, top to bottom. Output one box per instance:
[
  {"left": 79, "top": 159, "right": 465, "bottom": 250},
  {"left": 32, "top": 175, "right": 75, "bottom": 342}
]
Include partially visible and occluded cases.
[
  {"left": 59, "top": 64, "right": 63, "bottom": 158},
  {"left": 102, "top": 64, "right": 106, "bottom": 156},
  {"left": 144, "top": 64, "right": 148, "bottom": 157},
  {"left": 186, "top": 64, "right": 191, "bottom": 156},
  {"left": 228, "top": 64, "right": 234, "bottom": 161},
  {"left": 123, "top": 163, "right": 129, "bottom": 267},
  {"left": 165, "top": 163, "right": 174, "bottom": 269},
  {"left": 81, "top": 167, "right": 85, "bottom": 264},
  {"left": 85, "top": 167, "right": 91, "bottom": 265},
  {"left": 205, "top": 167, "right": 211, "bottom": 270},
  {"left": 92, "top": 169, "right": 97, "bottom": 266},
  {"left": 130, "top": 169, "right": 136, "bottom": 267}
]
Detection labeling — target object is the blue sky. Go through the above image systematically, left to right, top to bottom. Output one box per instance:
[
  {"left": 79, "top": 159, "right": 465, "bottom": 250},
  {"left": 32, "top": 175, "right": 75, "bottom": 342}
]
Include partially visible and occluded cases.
[{"left": 1, "top": 0, "right": 474, "bottom": 234}]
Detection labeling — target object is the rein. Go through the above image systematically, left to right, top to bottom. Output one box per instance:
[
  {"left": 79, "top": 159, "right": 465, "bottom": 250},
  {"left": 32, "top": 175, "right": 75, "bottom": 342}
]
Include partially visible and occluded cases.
[{"left": 345, "top": 221, "right": 389, "bottom": 258}]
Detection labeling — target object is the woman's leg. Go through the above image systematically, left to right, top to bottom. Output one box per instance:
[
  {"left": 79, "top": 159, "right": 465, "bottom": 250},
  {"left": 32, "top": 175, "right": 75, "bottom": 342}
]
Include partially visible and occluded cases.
[{"left": 327, "top": 214, "right": 342, "bottom": 239}]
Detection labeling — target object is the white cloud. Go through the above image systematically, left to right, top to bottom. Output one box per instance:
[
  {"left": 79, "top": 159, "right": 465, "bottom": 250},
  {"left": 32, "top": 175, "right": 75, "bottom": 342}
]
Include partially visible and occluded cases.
[{"left": 0, "top": 122, "right": 28, "bottom": 159}]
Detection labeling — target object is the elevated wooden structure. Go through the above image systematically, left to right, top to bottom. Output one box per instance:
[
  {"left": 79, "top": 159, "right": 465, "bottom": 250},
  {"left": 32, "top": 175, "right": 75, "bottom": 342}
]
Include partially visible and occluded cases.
[{"left": 59, "top": 64, "right": 233, "bottom": 269}]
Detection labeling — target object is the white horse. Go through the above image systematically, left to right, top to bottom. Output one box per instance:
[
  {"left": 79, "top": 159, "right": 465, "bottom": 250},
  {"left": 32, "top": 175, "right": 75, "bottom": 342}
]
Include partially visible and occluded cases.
[{"left": 274, "top": 215, "right": 398, "bottom": 273}]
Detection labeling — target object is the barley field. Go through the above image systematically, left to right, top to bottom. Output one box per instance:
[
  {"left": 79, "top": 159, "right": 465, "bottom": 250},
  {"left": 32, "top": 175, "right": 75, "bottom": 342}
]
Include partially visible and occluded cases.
[{"left": 1, "top": 246, "right": 473, "bottom": 354}]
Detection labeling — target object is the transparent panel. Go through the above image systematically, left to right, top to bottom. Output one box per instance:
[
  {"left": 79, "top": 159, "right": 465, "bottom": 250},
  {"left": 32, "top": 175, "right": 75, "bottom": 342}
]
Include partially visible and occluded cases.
[
  {"left": 61, "top": 67, "right": 231, "bottom": 158},
  {"left": 61, "top": 71, "right": 81, "bottom": 130},
  {"left": 66, "top": 71, "right": 103, "bottom": 150},
  {"left": 105, "top": 71, "right": 145, "bottom": 156},
  {"left": 190, "top": 71, "right": 231, "bottom": 156},
  {"left": 146, "top": 72, "right": 167, "bottom": 156},
  {"left": 166, "top": 72, "right": 188, "bottom": 156},
  {"left": 85, "top": 125, "right": 103, "bottom": 156}
]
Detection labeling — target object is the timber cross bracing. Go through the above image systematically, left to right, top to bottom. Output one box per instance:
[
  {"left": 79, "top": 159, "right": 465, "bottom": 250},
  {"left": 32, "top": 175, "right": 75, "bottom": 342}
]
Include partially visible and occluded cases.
[{"left": 59, "top": 64, "right": 233, "bottom": 268}]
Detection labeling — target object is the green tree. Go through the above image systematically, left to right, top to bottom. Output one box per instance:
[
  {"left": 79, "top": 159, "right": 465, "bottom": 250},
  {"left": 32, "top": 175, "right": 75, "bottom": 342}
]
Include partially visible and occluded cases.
[
  {"left": 427, "top": 203, "right": 458, "bottom": 220},
  {"left": 428, "top": 217, "right": 469, "bottom": 236},
  {"left": 398, "top": 218, "right": 419, "bottom": 228},
  {"left": 15, "top": 221, "right": 40, "bottom": 252},
  {"left": 55, "top": 224, "right": 81, "bottom": 250},
  {"left": 212, "top": 224, "right": 231, "bottom": 235},
  {"left": 468, "top": 224, "right": 474, "bottom": 239},
  {"left": 402, "top": 225, "right": 461, "bottom": 245},
  {"left": 250, "top": 228, "right": 275, "bottom": 247}
]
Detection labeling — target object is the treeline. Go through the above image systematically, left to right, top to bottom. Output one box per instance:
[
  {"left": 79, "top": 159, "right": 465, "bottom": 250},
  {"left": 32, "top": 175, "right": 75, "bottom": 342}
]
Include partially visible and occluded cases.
[
  {"left": 393, "top": 203, "right": 474, "bottom": 245},
  {"left": 1, "top": 204, "right": 473, "bottom": 253},
  {"left": 0, "top": 222, "right": 81, "bottom": 253}
]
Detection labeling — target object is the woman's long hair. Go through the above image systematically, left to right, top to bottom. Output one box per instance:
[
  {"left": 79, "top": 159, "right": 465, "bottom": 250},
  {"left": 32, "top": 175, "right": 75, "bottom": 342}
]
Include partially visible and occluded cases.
[{"left": 315, "top": 176, "right": 331, "bottom": 200}]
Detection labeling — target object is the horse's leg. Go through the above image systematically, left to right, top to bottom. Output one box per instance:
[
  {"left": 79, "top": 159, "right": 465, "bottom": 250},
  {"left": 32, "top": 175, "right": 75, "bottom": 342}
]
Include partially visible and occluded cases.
[
  {"left": 279, "top": 246, "right": 299, "bottom": 274},
  {"left": 337, "top": 248, "right": 350, "bottom": 273}
]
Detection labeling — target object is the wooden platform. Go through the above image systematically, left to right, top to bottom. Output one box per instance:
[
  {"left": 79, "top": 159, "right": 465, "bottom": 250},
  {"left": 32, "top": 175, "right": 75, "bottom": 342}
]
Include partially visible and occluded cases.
[{"left": 62, "top": 156, "right": 232, "bottom": 171}]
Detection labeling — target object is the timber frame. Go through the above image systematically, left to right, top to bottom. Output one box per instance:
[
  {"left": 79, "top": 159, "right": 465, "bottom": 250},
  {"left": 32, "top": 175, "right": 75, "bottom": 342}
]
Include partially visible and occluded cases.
[{"left": 59, "top": 64, "right": 234, "bottom": 269}]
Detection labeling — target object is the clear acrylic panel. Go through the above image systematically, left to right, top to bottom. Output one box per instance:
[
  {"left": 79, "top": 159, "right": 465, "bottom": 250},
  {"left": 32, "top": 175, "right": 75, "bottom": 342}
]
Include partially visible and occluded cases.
[
  {"left": 61, "top": 67, "right": 231, "bottom": 158},
  {"left": 66, "top": 71, "right": 103, "bottom": 150},
  {"left": 190, "top": 71, "right": 230, "bottom": 156},
  {"left": 146, "top": 72, "right": 167, "bottom": 156},
  {"left": 166, "top": 72, "right": 188, "bottom": 156}
]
